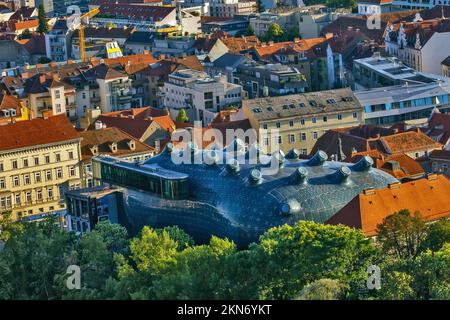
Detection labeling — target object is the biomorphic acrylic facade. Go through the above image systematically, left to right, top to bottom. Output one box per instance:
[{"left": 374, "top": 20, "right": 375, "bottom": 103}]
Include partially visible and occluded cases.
[{"left": 92, "top": 141, "right": 399, "bottom": 245}]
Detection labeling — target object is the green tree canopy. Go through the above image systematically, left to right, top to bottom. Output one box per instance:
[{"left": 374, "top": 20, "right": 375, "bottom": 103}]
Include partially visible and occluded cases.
[
  {"left": 37, "top": 4, "right": 49, "bottom": 34},
  {"left": 176, "top": 108, "right": 189, "bottom": 123},
  {"left": 376, "top": 209, "right": 428, "bottom": 260},
  {"left": 294, "top": 279, "right": 342, "bottom": 300}
]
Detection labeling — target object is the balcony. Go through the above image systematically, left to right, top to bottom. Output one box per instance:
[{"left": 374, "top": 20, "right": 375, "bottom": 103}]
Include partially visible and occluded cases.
[{"left": 116, "top": 94, "right": 133, "bottom": 102}]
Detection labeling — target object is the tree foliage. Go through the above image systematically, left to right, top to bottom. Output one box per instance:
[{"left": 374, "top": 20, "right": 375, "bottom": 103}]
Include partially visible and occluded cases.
[
  {"left": 37, "top": 4, "right": 49, "bottom": 34},
  {"left": 176, "top": 108, "right": 189, "bottom": 123},
  {"left": 376, "top": 209, "right": 428, "bottom": 260},
  {"left": 0, "top": 213, "right": 449, "bottom": 300}
]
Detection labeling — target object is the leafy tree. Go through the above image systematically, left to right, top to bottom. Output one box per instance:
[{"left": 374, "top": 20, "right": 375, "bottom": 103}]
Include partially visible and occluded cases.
[
  {"left": 37, "top": 4, "right": 49, "bottom": 34},
  {"left": 265, "top": 23, "right": 284, "bottom": 43},
  {"left": 19, "top": 29, "right": 32, "bottom": 40},
  {"left": 176, "top": 108, "right": 189, "bottom": 123},
  {"left": 376, "top": 210, "right": 428, "bottom": 260},
  {"left": 0, "top": 211, "right": 23, "bottom": 242},
  {"left": 0, "top": 218, "right": 75, "bottom": 299},
  {"left": 421, "top": 219, "right": 450, "bottom": 252},
  {"left": 94, "top": 221, "right": 129, "bottom": 255},
  {"left": 250, "top": 221, "right": 378, "bottom": 299},
  {"left": 113, "top": 226, "right": 179, "bottom": 299},
  {"left": 156, "top": 226, "right": 194, "bottom": 251},
  {"left": 152, "top": 236, "right": 236, "bottom": 299},
  {"left": 294, "top": 279, "right": 342, "bottom": 300}
]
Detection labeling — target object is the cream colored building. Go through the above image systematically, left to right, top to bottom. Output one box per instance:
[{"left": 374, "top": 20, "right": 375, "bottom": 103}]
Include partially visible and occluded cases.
[
  {"left": 22, "top": 73, "right": 77, "bottom": 121},
  {"left": 243, "top": 88, "right": 364, "bottom": 154},
  {"left": 0, "top": 115, "right": 82, "bottom": 222}
]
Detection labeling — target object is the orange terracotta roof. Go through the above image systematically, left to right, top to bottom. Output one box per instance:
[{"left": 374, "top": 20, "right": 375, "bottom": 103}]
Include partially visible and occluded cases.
[
  {"left": 10, "top": 19, "right": 39, "bottom": 31},
  {"left": 221, "top": 35, "right": 260, "bottom": 53},
  {"left": 253, "top": 37, "right": 330, "bottom": 60},
  {"left": 92, "top": 54, "right": 158, "bottom": 67},
  {"left": 0, "top": 94, "right": 22, "bottom": 113},
  {"left": 92, "top": 108, "right": 175, "bottom": 139},
  {"left": 0, "top": 115, "right": 80, "bottom": 152},
  {"left": 80, "top": 127, "right": 154, "bottom": 162},
  {"left": 380, "top": 131, "right": 442, "bottom": 154},
  {"left": 348, "top": 151, "right": 424, "bottom": 179},
  {"left": 326, "top": 174, "right": 450, "bottom": 236}
]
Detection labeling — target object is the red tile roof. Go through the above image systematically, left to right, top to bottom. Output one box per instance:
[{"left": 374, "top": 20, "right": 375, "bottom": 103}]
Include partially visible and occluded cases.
[
  {"left": 9, "top": 19, "right": 39, "bottom": 32},
  {"left": 253, "top": 37, "right": 330, "bottom": 60},
  {"left": 0, "top": 94, "right": 22, "bottom": 117},
  {"left": 92, "top": 107, "right": 175, "bottom": 139},
  {"left": 429, "top": 112, "right": 450, "bottom": 131},
  {"left": 0, "top": 115, "right": 80, "bottom": 152},
  {"left": 80, "top": 127, "right": 154, "bottom": 162},
  {"left": 380, "top": 131, "right": 442, "bottom": 154},
  {"left": 349, "top": 151, "right": 424, "bottom": 180},
  {"left": 326, "top": 174, "right": 450, "bottom": 236}
]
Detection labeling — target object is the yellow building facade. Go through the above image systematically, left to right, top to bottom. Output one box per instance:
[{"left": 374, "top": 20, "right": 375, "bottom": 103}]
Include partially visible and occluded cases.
[
  {"left": 243, "top": 88, "right": 364, "bottom": 155},
  {"left": 0, "top": 115, "right": 83, "bottom": 221}
]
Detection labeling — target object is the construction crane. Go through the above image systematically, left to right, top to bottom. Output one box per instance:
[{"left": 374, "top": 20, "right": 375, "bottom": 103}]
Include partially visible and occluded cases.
[{"left": 79, "top": 7, "right": 100, "bottom": 62}]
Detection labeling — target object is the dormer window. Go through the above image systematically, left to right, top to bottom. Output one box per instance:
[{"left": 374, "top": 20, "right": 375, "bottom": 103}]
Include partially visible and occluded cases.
[
  {"left": 127, "top": 139, "right": 136, "bottom": 151},
  {"left": 109, "top": 142, "right": 118, "bottom": 153},
  {"left": 90, "top": 145, "right": 98, "bottom": 155}
]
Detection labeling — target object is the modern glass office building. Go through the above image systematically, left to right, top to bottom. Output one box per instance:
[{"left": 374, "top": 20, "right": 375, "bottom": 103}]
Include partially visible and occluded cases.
[{"left": 92, "top": 143, "right": 399, "bottom": 245}]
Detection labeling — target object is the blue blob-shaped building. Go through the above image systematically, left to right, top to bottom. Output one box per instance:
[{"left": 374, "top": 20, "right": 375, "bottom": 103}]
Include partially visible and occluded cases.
[{"left": 92, "top": 142, "right": 399, "bottom": 246}]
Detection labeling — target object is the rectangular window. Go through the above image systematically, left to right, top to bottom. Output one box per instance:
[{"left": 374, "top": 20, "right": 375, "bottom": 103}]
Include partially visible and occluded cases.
[
  {"left": 353, "top": 112, "right": 358, "bottom": 119},
  {"left": 337, "top": 114, "right": 342, "bottom": 120},
  {"left": 323, "top": 116, "right": 328, "bottom": 122},
  {"left": 312, "top": 117, "right": 317, "bottom": 124},
  {"left": 300, "top": 119, "right": 305, "bottom": 125},
  {"left": 289, "top": 121, "right": 294, "bottom": 127},
  {"left": 276, "top": 122, "right": 281, "bottom": 129},
  {"left": 262, "top": 124, "right": 268, "bottom": 130},
  {"left": 313, "top": 132, "right": 318, "bottom": 140},
  {"left": 301, "top": 133, "right": 306, "bottom": 141},
  {"left": 289, "top": 134, "right": 295, "bottom": 143},
  {"left": 278, "top": 136, "right": 282, "bottom": 144},
  {"left": 302, "top": 149, "right": 307, "bottom": 155},
  {"left": 68, "top": 151, "right": 74, "bottom": 160},
  {"left": 55, "top": 153, "right": 61, "bottom": 162},
  {"left": 45, "top": 155, "right": 50, "bottom": 164},
  {"left": 34, "top": 157, "right": 39, "bottom": 166},
  {"left": 23, "top": 158, "right": 29, "bottom": 167},
  {"left": 12, "top": 159, "right": 18, "bottom": 169},
  {"left": 0, "top": 163, "right": 3, "bottom": 172},
  {"left": 69, "top": 166, "right": 76, "bottom": 177},
  {"left": 56, "top": 168, "right": 63, "bottom": 179},
  {"left": 45, "top": 170, "right": 52, "bottom": 181},
  {"left": 35, "top": 172, "right": 41, "bottom": 183},
  {"left": 24, "top": 174, "right": 30, "bottom": 185},
  {"left": 12, "top": 176, "right": 19, "bottom": 187},
  {"left": 0, "top": 178, "right": 5, "bottom": 189},
  {"left": 48, "top": 188, "right": 53, "bottom": 200},
  {"left": 36, "top": 189, "right": 42, "bottom": 201},
  {"left": 25, "top": 191, "right": 32, "bottom": 203},
  {"left": 15, "top": 193, "right": 21, "bottom": 206}
]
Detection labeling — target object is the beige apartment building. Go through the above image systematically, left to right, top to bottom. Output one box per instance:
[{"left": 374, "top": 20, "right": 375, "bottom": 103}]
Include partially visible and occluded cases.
[
  {"left": 22, "top": 73, "right": 77, "bottom": 121},
  {"left": 243, "top": 88, "right": 364, "bottom": 154},
  {"left": 0, "top": 115, "right": 82, "bottom": 221}
]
